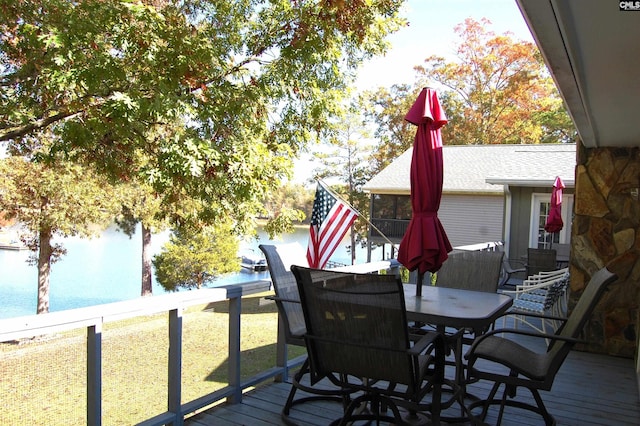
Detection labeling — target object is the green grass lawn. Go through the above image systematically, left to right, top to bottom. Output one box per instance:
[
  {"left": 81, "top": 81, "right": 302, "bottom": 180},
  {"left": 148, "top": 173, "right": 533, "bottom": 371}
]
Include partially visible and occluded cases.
[{"left": 0, "top": 291, "right": 305, "bottom": 425}]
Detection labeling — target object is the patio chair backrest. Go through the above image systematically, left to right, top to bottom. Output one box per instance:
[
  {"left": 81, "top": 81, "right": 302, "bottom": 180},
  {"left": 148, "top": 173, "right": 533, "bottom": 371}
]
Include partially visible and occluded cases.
[
  {"left": 259, "top": 243, "right": 309, "bottom": 345},
  {"left": 527, "top": 248, "right": 557, "bottom": 277},
  {"left": 435, "top": 250, "right": 504, "bottom": 293},
  {"left": 291, "top": 265, "right": 418, "bottom": 387},
  {"left": 546, "top": 267, "right": 617, "bottom": 376}
]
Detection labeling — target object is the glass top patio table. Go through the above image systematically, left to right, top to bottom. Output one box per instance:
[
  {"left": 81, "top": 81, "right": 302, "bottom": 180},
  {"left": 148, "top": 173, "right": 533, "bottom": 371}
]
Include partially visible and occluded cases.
[
  {"left": 403, "top": 284, "right": 513, "bottom": 332},
  {"left": 403, "top": 284, "right": 513, "bottom": 421}
]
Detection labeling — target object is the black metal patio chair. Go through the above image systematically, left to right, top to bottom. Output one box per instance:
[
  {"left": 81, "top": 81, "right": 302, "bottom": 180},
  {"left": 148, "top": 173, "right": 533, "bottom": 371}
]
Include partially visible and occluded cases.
[
  {"left": 259, "top": 244, "right": 352, "bottom": 425},
  {"left": 292, "top": 265, "right": 446, "bottom": 425},
  {"left": 464, "top": 267, "right": 618, "bottom": 425}
]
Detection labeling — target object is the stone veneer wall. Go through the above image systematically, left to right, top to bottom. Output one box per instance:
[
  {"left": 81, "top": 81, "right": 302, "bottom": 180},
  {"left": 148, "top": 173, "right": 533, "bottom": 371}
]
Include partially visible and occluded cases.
[{"left": 572, "top": 143, "right": 639, "bottom": 358}]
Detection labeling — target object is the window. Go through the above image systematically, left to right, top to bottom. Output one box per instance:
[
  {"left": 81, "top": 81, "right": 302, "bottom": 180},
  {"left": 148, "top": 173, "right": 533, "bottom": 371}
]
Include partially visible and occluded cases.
[
  {"left": 529, "top": 193, "right": 573, "bottom": 248},
  {"left": 372, "top": 194, "right": 411, "bottom": 219}
]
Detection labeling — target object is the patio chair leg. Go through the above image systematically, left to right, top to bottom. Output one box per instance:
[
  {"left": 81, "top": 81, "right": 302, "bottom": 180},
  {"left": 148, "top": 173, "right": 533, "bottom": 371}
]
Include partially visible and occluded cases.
[
  {"left": 281, "top": 358, "right": 352, "bottom": 426},
  {"left": 467, "top": 380, "right": 500, "bottom": 423},
  {"left": 497, "top": 384, "right": 510, "bottom": 425},
  {"left": 530, "top": 388, "right": 556, "bottom": 426},
  {"left": 333, "top": 393, "right": 403, "bottom": 426}
]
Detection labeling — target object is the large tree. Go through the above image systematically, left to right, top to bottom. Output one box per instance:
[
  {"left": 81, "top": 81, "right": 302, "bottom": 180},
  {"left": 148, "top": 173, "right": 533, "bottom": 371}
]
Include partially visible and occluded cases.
[
  {"left": 0, "top": 0, "right": 405, "bottom": 294},
  {"left": 415, "top": 18, "right": 576, "bottom": 146},
  {"left": 362, "top": 84, "right": 421, "bottom": 172},
  {"left": 310, "top": 102, "right": 374, "bottom": 264},
  {"left": 0, "top": 157, "right": 122, "bottom": 314}
]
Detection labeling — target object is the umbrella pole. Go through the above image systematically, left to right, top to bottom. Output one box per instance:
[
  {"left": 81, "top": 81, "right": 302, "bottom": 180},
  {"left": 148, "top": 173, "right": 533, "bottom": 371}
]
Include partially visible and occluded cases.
[{"left": 417, "top": 272, "right": 423, "bottom": 297}]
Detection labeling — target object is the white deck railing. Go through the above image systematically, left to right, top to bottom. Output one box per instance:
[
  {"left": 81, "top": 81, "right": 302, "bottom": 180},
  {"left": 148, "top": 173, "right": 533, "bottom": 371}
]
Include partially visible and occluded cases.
[
  {"left": 0, "top": 261, "right": 403, "bottom": 426},
  {"left": 0, "top": 279, "right": 292, "bottom": 426}
]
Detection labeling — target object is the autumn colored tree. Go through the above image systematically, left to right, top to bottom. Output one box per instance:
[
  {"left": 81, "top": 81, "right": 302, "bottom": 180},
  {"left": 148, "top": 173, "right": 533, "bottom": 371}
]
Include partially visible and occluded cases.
[
  {"left": 0, "top": 1, "right": 405, "bottom": 296},
  {"left": 415, "top": 18, "right": 575, "bottom": 146},
  {"left": 0, "top": 157, "right": 122, "bottom": 314}
]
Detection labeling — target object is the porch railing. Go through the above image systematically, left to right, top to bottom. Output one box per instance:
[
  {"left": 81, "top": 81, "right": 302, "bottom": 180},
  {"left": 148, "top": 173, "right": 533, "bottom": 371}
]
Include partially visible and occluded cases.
[
  {"left": 369, "top": 218, "right": 409, "bottom": 241},
  {"left": 0, "top": 260, "right": 401, "bottom": 426},
  {"left": 0, "top": 279, "right": 298, "bottom": 426}
]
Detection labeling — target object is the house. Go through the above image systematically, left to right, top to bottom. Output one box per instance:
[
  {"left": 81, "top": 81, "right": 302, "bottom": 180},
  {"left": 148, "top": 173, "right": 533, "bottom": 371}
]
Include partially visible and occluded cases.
[
  {"left": 362, "top": 0, "right": 640, "bottom": 364},
  {"left": 516, "top": 0, "right": 640, "bottom": 365},
  {"left": 362, "top": 143, "right": 576, "bottom": 264}
]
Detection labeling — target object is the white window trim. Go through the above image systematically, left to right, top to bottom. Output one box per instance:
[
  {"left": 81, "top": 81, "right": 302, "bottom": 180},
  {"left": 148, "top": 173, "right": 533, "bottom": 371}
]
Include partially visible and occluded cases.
[{"left": 529, "top": 192, "right": 574, "bottom": 248}]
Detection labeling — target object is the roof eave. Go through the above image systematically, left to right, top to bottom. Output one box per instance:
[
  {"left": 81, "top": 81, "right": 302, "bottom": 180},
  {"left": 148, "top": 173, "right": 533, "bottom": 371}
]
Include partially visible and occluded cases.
[{"left": 486, "top": 178, "right": 575, "bottom": 188}]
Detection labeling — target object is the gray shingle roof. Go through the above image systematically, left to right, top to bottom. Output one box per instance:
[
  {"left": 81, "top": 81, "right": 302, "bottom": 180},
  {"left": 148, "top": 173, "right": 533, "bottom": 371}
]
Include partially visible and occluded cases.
[{"left": 363, "top": 144, "right": 576, "bottom": 194}]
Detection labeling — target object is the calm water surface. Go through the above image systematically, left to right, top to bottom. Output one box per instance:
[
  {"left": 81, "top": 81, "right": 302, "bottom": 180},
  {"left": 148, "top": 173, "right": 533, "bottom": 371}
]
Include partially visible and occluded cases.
[{"left": 0, "top": 225, "right": 384, "bottom": 319}]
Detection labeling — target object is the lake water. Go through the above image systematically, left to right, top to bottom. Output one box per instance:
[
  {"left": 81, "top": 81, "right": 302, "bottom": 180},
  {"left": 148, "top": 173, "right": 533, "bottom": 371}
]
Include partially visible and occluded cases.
[{"left": 0, "top": 225, "right": 386, "bottom": 319}]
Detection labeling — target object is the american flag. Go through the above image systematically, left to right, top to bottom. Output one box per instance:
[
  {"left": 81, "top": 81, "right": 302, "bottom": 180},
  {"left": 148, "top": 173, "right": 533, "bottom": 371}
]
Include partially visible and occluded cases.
[{"left": 306, "top": 182, "right": 358, "bottom": 269}]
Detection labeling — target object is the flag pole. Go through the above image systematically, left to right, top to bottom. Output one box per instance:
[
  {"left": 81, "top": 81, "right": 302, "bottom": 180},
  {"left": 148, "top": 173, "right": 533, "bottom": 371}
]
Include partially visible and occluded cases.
[{"left": 317, "top": 179, "right": 400, "bottom": 251}]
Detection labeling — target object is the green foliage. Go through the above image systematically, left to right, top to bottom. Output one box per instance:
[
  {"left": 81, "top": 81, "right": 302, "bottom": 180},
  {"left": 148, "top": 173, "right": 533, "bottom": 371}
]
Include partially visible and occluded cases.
[
  {"left": 0, "top": 0, "right": 406, "bottom": 234},
  {"left": 0, "top": 0, "right": 405, "bottom": 299},
  {"left": 365, "top": 18, "right": 576, "bottom": 171},
  {"left": 362, "top": 84, "right": 422, "bottom": 172},
  {"left": 309, "top": 100, "right": 375, "bottom": 261},
  {"left": 0, "top": 155, "right": 123, "bottom": 313},
  {"left": 0, "top": 156, "right": 121, "bottom": 258},
  {"left": 263, "top": 182, "right": 311, "bottom": 219},
  {"left": 263, "top": 207, "right": 306, "bottom": 239},
  {"left": 153, "top": 223, "right": 240, "bottom": 291}
]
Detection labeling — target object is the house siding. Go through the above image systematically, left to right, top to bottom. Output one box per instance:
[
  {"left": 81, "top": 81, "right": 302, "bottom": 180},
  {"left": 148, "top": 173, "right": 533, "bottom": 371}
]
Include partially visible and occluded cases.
[
  {"left": 508, "top": 185, "right": 575, "bottom": 263},
  {"left": 439, "top": 194, "right": 504, "bottom": 247}
]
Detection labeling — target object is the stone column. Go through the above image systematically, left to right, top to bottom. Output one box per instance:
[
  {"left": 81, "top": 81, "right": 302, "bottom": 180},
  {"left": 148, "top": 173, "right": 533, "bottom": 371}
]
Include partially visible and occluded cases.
[{"left": 572, "top": 143, "right": 639, "bottom": 357}]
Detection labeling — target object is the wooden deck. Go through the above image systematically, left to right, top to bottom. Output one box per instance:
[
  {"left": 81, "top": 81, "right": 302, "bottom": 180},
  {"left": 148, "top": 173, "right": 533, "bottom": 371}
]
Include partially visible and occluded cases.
[{"left": 186, "top": 328, "right": 640, "bottom": 426}]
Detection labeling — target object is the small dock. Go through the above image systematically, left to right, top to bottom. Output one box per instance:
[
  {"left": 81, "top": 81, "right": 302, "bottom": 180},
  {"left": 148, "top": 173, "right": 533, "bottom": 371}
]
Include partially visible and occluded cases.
[{"left": 0, "top": 231, "right": 27, "bottom": 250}]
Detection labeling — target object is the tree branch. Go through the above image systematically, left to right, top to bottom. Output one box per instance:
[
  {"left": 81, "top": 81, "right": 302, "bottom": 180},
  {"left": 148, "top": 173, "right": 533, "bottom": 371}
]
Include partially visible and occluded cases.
[{"left": 0, "top": 110, "right": 81, "bottom": 142}]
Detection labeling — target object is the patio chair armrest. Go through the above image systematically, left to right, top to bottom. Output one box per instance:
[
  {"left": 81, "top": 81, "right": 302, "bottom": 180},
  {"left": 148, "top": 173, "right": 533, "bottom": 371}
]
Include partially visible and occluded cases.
[
  {"left": 504, "top": 258, "right": 526, "bottom": 273},
  {"left": 264, "top": 295, "right": 300, "bottom": 304},
  {"left": 503, "top": 310, "right": 568, "bottom": 322},
  {"left": 465, "top": 327, "right": 584, "bottom": 359},
  {"left": 408, "top": 331, "right": 443, "bottom": 356}
]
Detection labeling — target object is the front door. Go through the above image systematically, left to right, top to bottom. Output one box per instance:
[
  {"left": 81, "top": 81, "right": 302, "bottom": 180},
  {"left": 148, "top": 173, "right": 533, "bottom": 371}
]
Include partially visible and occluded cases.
[{"left": 529, "top": 193, "right": 573, "bottom": 249}]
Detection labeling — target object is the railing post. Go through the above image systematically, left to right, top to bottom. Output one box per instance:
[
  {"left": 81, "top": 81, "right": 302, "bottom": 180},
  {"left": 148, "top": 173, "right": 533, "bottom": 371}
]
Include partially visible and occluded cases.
[
  {"left": 227, "top": 293, "right": 242, "bottom": 404},
  {"left": 168, "top": 308, "right": 183, "bottom": 425},
  {"left": 275, "top": 314, "right": 288, "bottom": 382},
  {"left": 87, "top": 323, "right": 102, "bottom": 426}
]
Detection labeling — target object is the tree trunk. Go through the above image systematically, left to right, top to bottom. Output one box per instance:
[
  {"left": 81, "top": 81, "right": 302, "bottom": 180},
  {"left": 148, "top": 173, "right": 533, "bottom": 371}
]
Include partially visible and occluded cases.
[
  {"left": 141, "top": 223, "right": 153, "bottom": 296},
  {"left": 350, "top": 225, "right": 356, "bottom": 265},
  {"left": 37, "top": 229, "right": 53, "bottom": 314}
]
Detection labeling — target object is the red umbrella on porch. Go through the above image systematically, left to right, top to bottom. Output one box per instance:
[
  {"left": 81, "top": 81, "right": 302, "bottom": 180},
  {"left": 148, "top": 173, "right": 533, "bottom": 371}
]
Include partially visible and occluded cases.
[
  {"left": 397, "top": 87, "right": 452, "bottom": 296},
  {"left": 544, "top": 176, "right": 565, "bottom": 234}
]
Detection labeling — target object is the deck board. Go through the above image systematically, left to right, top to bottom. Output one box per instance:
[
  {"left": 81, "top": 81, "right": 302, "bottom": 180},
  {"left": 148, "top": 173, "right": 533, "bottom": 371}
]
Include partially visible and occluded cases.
[{"left": 186, "top": 324, "right": 640, "bottom": 426}]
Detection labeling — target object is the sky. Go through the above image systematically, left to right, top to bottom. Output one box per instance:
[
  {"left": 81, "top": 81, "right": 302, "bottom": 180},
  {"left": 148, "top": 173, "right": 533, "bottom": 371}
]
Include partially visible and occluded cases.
[
  {"left": 293, "top": 0, "right": 537, "bottom": 183},
  {"left": 355, "top": 0, "right": 535, "bottom": 90}
]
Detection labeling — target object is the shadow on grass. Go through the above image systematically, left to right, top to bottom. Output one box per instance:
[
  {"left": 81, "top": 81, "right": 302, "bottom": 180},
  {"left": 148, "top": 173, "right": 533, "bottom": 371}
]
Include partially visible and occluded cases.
[
  {"left": 200, "top": 293, "right": 305, "bottom": 383},
  {"left": 203, "top": 293, "right": 279, "bottom": 315},
  {"left": 203, "top": 341, "right": 299, "bottom": 383}
]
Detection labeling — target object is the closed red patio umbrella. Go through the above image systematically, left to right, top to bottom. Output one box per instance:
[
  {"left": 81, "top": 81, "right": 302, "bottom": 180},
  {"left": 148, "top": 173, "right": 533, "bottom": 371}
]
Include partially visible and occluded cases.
[
  {"left": 397, "top": 87, "right": 452, "bottom": 296},
  {"left": 545, "top": 176, "right": 565, "bottom": 234}
]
